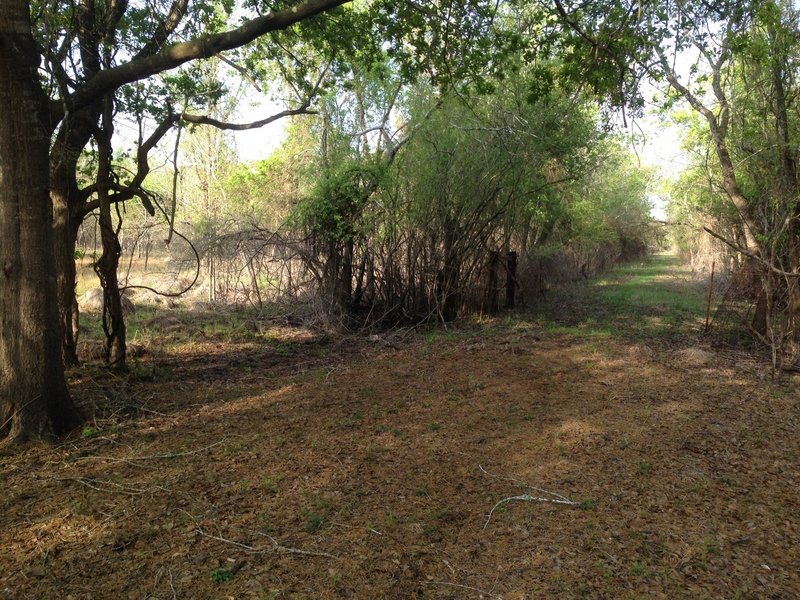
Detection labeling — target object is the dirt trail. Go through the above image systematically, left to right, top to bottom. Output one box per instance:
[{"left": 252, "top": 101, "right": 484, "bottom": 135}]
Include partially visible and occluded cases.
[{"left": 2, "top": 255, "right": 799, "bottom": 599}]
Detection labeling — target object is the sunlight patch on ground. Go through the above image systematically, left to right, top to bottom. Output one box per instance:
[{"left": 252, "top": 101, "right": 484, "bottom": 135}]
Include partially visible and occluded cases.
[{"left": 553, "top": 419, "right": 606, "bottom": 445}]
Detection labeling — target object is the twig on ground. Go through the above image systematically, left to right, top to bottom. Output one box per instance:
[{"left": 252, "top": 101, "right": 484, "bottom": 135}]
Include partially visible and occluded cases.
[
  {"left": 76, "top": 440, "right": 226, "bottom": 464},
  {"left": 473, "top": 462, "right": 580, "bottom": 529},
  {"left": 477, "top": 463, "right": 576, "bottom": 504},
  {"left": 52, "top": 476, "right": 172, "bottom": 496},
  {"left": 483, "top": 494, "right": 580, "bottom": 530},
  {"left": 197, "top": 528, "right": 339, "bottom": 560},
  {"left": 168, "top": 567, "right": 177, "bottom": 600},
  {"left": 423, "top": 580, "right": 504, "bottom": 599}
]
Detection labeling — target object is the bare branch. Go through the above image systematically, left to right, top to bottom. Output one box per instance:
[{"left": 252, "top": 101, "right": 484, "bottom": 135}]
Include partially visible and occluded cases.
[{"left": 703, "top": 227, "right": 800, "bottom": 277}]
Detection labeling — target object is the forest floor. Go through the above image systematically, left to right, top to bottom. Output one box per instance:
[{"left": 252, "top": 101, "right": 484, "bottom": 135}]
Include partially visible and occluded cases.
[{"left": 2, "top": 254, "right": 799, "bottom": 599}]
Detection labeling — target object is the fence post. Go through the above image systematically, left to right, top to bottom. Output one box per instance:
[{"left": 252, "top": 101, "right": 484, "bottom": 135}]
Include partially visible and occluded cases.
[
  {"left": 487, "top": 250, "right": 500, "bottom": 313},
  {"left": 506, "top": 251, "right": 518, "bottom": 309}
]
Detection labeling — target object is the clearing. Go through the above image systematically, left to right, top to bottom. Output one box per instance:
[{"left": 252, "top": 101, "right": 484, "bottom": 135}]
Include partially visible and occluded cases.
[{"left": 1, "top": 254, "right": 799, "bottom": 599}]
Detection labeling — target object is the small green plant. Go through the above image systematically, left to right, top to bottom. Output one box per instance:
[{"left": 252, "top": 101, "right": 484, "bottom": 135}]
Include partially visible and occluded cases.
[
  {"left": 428, "top": 422, "right": 440, "bottom": 432},
  {"left": 81, "top": 426, "right": 99, "bottom": 439},
  {"left": 365, "top": 443, "right": 388, "bottom": 461},
  {"left": 637, "top": 461, "right": 652, "bottom": 475},
  {"left": 262, "top": 476, "right": 279, "bottom": 494},
  {"left": 415, "top": 487, "right": 428, "bottom": 497},
  {"left": 578, "top": 499, "right": 596, "bottom": 511},
  {"left": 258, "top": 511, "right": 273, "bottom": 533},
  {"left": 305, "top": 512, "right": 325, "bottom": 533},
  {"left": 384, "top": 512, "right": 400, "bottom": 527},
  {"left": 422, "top": 524, "right": 438, "bottom": 538},
  {"left": 702, "top": 539, "right": 719, "bottom": 555},
  {"left": 211, "top": 568, "right": 234, "bottom": 583}
]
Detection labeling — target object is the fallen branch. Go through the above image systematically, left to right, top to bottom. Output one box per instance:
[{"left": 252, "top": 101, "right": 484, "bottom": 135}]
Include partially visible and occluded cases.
[
  {"left": 77, "top": 440, "right": 226, "bottom": 464},
  {"left": 475, "top": 463, "right": 580, "bottom": 529},
  {"left": 477, "top": 463, "right": 576, "bottom": 504},
  {"left": 53, "top": 476, "right": 171, "bottom": 496},
  {"left": 484, "top": 494, "right": 580, "bottom": 530},
  {"left": 197, "top": 528, "right": 339, "bottom": 560},
  {"left": 423, "top": 580, "right": 504, "bottom": 599}
]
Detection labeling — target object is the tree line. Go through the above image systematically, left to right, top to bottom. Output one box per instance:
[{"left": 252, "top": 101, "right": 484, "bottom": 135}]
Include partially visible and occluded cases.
[{"left": 1, "top": 0, "right": 794, "bottom": 443}]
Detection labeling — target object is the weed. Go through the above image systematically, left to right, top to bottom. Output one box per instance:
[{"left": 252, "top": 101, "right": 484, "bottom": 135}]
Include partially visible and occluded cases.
[
  {"left": 344, "top": 411, "right": 364, "bottom": 427},
  {"left": 427, "top": 422, "right": 440, "bottom": 432},
  {"left": 81, "top": 426, "right": 99, "bottom": 439},
  {"left": 364, "top": 444, "right": 389, "bottom": 461},
  {"left": 637, "top": 461, "right": 652, "bottom": 475},
  {"left": 262, "top": 476, "right": 280, "bottom": 494},
  {"left": 415, "top": 487, "right": 428, "bottom": 497},
  {"left": 70, "top": 498, "right": 92, "bottom": 516},
  {"left": 578, "top": 499, "right": 596, "bottom": 511},
  {"left": 258, "top": 511, "right": 273, "bottom": 533},
  {"left": 304, "top": 512, "right": 325, "bottom": 533},
  {"left": 384, "top": 512, "right": 400, "bottom": 527},
  {"left": 422, "top": 524, "right": 438, "bottom": 538},
  {"left": 702, "top": 539, "right": 719, "bottom": 556},
  {"left": 211, "top": 568, "right": 234, "bottom": 583}
]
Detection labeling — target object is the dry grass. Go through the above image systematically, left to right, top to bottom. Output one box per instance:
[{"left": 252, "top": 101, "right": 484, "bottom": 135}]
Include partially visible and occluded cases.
[{"left": 2, "top": 256, "right": 799, "bottom": 599}]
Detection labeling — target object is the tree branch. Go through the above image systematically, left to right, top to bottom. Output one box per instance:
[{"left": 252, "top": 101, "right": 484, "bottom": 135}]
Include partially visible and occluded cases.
[
  {"left": 53, "top": 0, "right": 351, "bottom": 124},
  {"left": 181, "top": 104, "right": 315, "bottom": 130},
  {"left": 703, "top": 227, "right": 800, "bottom": 277}
]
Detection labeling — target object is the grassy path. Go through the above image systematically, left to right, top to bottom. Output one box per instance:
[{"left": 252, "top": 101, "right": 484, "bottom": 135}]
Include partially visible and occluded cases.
[
  {"left": 528, "top": 253, "right": 709, "bottom": 343},
  {"left": 1, "top": 254, "right": 799, "bottom": 599}
]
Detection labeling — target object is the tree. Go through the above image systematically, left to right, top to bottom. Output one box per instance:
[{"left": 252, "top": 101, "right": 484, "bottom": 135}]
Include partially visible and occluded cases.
[
  {"left": 0, "top": 0, "right": 353, "bottom": 443},
  {"left": 0, "top": 0, "right": 82, "bottom": 441},
  {"left": 2, "top": 0, "right": 531, "bottom": 443}
]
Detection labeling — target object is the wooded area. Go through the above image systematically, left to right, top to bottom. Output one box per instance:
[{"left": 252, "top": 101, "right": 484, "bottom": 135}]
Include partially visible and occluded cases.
[{"left": 1, "top": 0, "right": 799, "bottom": 597}]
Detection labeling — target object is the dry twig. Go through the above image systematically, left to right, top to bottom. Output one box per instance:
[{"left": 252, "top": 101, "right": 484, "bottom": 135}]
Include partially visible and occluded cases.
[
  {"left": 197, "top": 528, "right": 339, "bottom": 560},
  {"left": 423, "top": 580, "right": 504, "bottom": 599}
]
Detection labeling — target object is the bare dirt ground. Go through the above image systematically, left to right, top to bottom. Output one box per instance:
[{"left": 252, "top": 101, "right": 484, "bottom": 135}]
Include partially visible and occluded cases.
[{"left": 2, "top": 255, "right": 799, "bottom": 599}]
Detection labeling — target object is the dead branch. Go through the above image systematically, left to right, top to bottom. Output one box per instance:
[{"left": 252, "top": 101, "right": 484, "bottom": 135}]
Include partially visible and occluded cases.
[
  {"left": 76, "top": 440, "right": 225, "bottom": 464},
  {"left": 474, "top": 462, "right": 579, "bottom": 529},
  {"left": 52, "top": 476, "right": 172, "bottom": 496},
  {"left": 483, "top": 494, "right": 580, "bottom": 530},
  {"left": 197, "top": 528, "right": 339, "bottom": 560},
  {"left": 422, "top": 580, "right": 504, "bottom": 599}
]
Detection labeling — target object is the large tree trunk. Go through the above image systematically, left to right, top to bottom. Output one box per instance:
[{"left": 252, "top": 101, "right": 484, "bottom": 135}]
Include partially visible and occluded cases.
[
  {"left": 0, "top": 1, "right": 82, "bottom": 443},
  {"left": 50, "top": 107, "right": 100, "bottom": 368}
]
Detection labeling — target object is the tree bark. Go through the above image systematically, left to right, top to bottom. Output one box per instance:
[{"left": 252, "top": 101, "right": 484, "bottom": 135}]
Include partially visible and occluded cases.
[
  {"left": 0, "top": 1, "right": 82, "bottom": 443},
  {"left": 94, "top": 97, "right": 128, "bottom": 371},
  {"left": 50, "top": 106, "right": 101, "bottom": 367}
]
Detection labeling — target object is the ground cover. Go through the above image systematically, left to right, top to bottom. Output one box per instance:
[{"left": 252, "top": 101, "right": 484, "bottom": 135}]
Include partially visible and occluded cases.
[{"left": 1, "top": 255, "right": 798, "bottom": 599}]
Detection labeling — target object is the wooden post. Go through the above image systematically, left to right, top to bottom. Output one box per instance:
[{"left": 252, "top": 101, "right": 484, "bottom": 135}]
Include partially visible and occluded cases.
[
  {"left": 487, "top": 250, "right": 500, "bottom": 313},
  {"left": 505, "top": 251, "right": 518, "bottom": 309},
  {"left": 705, "top": 259, "right": 715, "bottom": 331}
]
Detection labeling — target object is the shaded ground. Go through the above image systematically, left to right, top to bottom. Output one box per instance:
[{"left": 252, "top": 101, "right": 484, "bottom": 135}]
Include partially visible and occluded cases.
[{"left": 2, "top": 254, "right": 799, "bottom": 599}]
